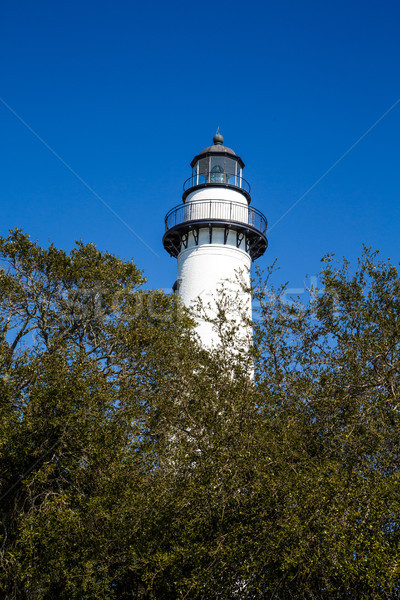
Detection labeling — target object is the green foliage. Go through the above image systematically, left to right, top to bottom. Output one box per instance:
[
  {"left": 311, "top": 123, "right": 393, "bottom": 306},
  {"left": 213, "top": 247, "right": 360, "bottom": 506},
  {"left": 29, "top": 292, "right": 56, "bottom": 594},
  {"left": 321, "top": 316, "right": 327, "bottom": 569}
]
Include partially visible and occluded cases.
[{"left": 1, "top": 232, "right": 400, "bottom": 599}]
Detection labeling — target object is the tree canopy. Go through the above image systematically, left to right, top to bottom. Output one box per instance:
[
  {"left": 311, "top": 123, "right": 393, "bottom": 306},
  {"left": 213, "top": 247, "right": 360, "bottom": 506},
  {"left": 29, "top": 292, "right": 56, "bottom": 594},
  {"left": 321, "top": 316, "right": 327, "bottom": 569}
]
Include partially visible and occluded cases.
[{"left": 1, "top": 230, "right": 400, "bottom": 599}]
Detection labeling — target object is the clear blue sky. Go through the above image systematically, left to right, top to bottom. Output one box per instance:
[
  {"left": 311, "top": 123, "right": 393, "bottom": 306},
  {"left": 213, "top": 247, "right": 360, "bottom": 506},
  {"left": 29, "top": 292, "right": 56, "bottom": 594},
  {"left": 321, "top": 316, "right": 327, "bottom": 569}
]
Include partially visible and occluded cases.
[{"left": 1, "top": 0, "right": 400, "bottom": 295}]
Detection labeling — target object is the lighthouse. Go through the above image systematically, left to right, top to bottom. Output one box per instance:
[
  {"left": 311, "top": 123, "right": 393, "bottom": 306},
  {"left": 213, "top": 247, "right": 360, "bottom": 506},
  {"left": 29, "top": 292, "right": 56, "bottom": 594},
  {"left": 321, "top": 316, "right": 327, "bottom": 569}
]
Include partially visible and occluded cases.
[{"left": 163, "top": 133, "right": 268, "bottom": 347}]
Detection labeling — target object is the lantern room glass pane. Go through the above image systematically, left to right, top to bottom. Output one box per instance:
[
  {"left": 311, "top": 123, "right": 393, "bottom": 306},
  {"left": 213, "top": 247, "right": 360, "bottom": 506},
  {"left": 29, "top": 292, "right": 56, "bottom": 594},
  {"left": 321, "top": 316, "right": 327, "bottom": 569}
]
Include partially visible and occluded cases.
[
  {"left": 210, "top": 156, "right": 225, "bottom": 183},
  {"left": 198, "top": 157, "right": 209, "bottom": 178},
  {"left": 225, "top": 157, "right": 237, "bottom": 185},
  {"left": 210, "top": 164, "right": 225, "bottom": 183}
]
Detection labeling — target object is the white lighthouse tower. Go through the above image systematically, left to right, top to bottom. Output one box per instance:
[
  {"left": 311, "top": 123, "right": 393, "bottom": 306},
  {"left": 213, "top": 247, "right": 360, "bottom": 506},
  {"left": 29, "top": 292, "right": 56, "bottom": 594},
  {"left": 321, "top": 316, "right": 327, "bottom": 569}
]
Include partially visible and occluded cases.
[{"left": 163, "top": 133, "right": 268, "bottom": 347}]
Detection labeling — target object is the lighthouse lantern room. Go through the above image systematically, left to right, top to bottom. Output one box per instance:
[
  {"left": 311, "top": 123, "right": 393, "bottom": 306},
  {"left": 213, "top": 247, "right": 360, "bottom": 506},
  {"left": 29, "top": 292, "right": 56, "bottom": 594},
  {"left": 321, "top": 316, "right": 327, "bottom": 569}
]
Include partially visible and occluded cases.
[{"left": 163, "top": 133, "right": 268, "bottom": 347}]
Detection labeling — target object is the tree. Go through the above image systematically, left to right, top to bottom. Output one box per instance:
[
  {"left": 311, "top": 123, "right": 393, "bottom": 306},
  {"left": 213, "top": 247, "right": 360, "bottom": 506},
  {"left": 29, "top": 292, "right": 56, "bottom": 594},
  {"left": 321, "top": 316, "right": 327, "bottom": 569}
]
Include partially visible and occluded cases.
[
  {"left": 0, "top": 229, "right": 198, "bottom": 598},
  {"left": 1, "top": 231, "right": 400, "bottom": 599}
]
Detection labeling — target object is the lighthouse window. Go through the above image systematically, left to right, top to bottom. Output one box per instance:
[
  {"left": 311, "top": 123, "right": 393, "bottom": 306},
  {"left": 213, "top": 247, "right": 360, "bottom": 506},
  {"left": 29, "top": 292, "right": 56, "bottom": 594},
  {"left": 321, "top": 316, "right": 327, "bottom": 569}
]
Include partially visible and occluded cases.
[
  {"left": 210, "top": 156, "right": 224, "bottom": 173},
  {"left": 195, "top": 157, "right": 208, "bottom": 185},
  {"left": 198, "top": 157, "right": 209, "bottom": 177},
  {"left": 225, "top": 157, "right": 238, "bottom": 185},
  {"left": 210, "top": 164, "right": 225, "bottom": 183},
  {"left": 172, "top": 278, "right": 182, "bottom": 293}
]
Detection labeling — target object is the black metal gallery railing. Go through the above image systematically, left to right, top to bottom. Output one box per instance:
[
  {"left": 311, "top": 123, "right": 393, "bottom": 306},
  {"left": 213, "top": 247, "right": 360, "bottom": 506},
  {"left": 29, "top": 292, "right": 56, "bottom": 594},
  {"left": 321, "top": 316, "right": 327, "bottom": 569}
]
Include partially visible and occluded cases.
[
  {"left": 183, "top": 173, "right": 251, "bottom": 195},
  {"left": 164, "top": 199, "right": 267, "bottom": 236}
]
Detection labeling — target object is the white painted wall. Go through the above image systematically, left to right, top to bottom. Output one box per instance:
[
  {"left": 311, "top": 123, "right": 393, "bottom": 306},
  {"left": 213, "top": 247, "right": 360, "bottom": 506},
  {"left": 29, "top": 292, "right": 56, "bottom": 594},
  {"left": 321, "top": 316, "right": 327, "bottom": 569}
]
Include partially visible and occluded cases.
[
  {"left": 185, "top": 186, "right": 248, "bottom": 206},
  {"left": 177, "top": 242, "right": 252, "bottom": 348}
]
